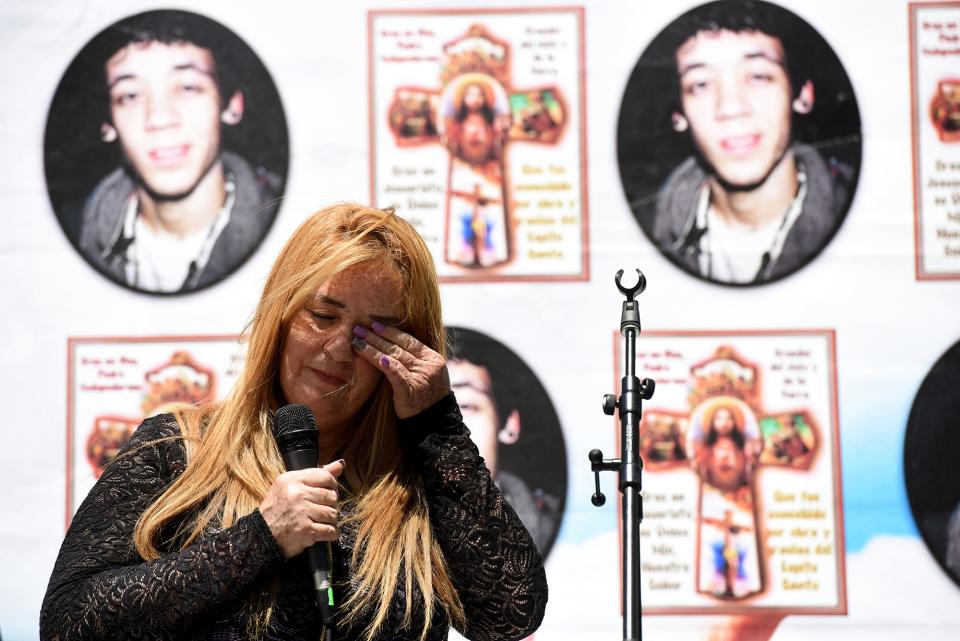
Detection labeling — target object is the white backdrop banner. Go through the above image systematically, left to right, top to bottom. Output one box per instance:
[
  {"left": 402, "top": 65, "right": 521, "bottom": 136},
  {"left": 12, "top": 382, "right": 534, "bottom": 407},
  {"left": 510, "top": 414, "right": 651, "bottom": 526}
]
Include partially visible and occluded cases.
[{"left": 1, "top": 1, "right": 959, "bottom": 640}]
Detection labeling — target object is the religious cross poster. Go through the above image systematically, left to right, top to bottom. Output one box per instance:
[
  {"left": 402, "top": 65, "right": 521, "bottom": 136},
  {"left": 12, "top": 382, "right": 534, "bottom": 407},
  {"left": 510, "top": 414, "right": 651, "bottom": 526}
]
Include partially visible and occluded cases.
[
  {"left": 910, "top": 2, "right": 960, "bottom": 280},
  {"left": 368, "top": 8, "right": 587, "bottom": 282},
  {"left": 614, "top": 329, "right": 845, "bottom": 614},
  {"left": 66, "top": 336, "right": 245, "bottom": 525}
]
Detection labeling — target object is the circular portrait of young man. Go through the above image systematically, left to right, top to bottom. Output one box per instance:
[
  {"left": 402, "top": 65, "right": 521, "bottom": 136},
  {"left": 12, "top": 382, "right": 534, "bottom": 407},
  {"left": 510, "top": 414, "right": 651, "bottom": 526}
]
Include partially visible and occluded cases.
[
  {"left": 617, "top": 0, "right": 861, "bottom": 287},
  {"left": 45, "top": 10, "right": 288, "bottom": 295},
  {"left": 446, "top": 326, "right": 567, "bottom": 558},
  {"left": 904, "top": 338, "right": 960, "bottom": 591}
]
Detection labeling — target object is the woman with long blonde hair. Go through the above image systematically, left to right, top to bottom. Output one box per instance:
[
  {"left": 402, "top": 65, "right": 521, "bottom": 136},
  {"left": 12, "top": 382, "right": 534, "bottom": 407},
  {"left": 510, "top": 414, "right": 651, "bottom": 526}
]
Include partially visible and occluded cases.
[{"left": 41, "top": 204, "right": 547, "bottom": 641}]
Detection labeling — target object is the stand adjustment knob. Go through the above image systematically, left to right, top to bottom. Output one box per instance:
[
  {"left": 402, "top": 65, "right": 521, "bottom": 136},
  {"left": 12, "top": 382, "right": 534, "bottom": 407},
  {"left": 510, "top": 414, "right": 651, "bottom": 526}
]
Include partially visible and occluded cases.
[
  {"left": 640, "top": 378, "right": 656, "bottom": 400},
  {"left": 602, "top": 394, "right": 618, "bottom": 415},
  {"left": 589, "top": 449, "right": 607, "bottom": 506}
]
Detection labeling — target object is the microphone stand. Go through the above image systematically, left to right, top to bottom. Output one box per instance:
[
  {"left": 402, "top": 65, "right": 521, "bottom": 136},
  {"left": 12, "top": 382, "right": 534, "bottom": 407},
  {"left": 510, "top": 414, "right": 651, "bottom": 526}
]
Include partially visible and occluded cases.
[{"left": 590, "top": 269, "right": 655, "bottom": 641}]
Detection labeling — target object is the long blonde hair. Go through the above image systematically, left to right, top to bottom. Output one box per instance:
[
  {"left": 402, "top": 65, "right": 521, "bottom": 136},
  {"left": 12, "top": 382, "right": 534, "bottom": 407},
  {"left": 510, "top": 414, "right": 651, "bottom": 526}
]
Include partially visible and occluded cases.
[{"left": 133, "top": 204, "right": 465, "bottom": 640}]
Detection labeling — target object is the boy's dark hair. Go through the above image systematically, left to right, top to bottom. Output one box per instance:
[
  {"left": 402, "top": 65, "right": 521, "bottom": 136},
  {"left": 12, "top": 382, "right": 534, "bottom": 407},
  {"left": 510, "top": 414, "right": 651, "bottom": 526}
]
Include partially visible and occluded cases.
[
  {"left": 659, "top": 0, "right": 812, "bottom": 99},
  {"left": 89, "top": 10, "right": 244, "bottom": 122},
  {"left": 446, "top": 326, "right": 517, "bottom": 429}
]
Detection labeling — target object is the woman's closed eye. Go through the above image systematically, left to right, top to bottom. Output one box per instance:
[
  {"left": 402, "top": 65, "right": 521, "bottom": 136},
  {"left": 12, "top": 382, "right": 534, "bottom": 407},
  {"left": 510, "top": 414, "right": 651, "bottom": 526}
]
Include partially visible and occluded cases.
[{"left": 308, "top": 309, "right": 337, "bottom": 325}]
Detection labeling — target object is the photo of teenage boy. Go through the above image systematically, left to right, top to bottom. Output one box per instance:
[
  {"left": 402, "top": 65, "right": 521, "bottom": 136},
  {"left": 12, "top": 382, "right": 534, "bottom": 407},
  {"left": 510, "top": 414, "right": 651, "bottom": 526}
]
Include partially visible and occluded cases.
[
  {"left": 618, "top": 0, "right": 860, "bottom": 286},
  {"left": 45, "top": 10, "right": 287, "bottom": 294},
  {"left": 446, "top": 327, "right": 566, "bottom": 557},
  {"left": 905, "top": 338, "right": 960, "bottom": 589}
]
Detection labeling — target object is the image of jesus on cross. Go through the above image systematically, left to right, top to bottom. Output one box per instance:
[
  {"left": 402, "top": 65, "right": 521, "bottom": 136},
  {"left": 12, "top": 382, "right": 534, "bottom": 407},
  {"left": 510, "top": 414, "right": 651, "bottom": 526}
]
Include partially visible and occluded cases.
[
  {"left": 386, "top": 24, "right": 566, "bottom": 270},
  {"left": 638, "top": 345, "right": 822, "bottom": 601},
  {"left": 693, "top": 398, "right": 765, "bottom": 599}
]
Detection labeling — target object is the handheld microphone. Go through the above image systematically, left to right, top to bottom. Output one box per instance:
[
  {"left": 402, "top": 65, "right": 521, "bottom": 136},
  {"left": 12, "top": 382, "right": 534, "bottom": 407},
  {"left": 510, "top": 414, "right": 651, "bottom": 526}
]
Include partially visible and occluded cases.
[{"left": 272, "top": 403, "right": 335, "bottom": 627}]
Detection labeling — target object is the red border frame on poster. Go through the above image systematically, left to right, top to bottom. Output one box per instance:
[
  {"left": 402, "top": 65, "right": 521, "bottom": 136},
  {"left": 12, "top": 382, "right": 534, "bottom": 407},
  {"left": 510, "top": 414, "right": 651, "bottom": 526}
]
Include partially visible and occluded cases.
[
  {"left": 909, "top": 1, "right": 960, "bottom": 280},
  {"left": 367, "top": 6, "right": 589, "bottom": 284},
  {"left": 610, "top": 329, "right": 847, "bottom": 616},
  {"left": 65, "top": 335, "right": 239, "bottom": 530}
]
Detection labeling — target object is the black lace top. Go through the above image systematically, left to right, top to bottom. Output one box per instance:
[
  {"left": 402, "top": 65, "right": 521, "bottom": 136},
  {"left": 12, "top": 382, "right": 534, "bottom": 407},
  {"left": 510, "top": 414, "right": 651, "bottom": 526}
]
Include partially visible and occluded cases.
[{"left": 40, "top": 394, "right": 547, "bottom": 640}]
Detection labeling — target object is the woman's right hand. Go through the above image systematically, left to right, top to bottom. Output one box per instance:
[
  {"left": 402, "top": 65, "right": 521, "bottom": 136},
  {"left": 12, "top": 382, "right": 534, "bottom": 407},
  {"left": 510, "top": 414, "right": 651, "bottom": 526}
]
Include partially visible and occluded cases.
[{"left": 259, "top": 460, "right": 344, "bottom": 559}]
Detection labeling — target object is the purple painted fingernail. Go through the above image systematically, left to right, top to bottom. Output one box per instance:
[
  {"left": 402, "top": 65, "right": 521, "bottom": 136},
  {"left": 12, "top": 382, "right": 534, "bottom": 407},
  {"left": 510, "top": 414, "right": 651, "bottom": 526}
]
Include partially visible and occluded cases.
[
  {"left": 372, "top": 320, "right": 385, "bottom": 333},
  {"left": 353, "top": 325, "right": 368, "bottom": 338},
  {"left": 379, "top": 355, "right": 390, "bottom": 368}
]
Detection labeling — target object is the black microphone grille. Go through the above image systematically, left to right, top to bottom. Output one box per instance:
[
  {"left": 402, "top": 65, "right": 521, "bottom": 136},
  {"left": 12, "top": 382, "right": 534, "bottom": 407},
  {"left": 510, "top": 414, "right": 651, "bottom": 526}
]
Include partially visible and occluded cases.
[{"left": 273, "top": 403, "right": 318, "bottom": 438}]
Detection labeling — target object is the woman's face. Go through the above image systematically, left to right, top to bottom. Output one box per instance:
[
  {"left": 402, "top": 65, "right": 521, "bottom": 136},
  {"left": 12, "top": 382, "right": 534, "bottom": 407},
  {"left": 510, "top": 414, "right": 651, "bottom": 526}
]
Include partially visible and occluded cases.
[{"left": 278, "top": 260, "right": 402, "bottom": 442}]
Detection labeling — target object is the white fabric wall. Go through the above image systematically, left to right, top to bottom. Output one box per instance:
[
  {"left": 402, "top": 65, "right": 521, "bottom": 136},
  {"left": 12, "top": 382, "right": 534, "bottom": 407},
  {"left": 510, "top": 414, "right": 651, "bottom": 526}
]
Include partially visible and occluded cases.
[{"left": 1, "top": 1, "right": 958, "bottom": 639}]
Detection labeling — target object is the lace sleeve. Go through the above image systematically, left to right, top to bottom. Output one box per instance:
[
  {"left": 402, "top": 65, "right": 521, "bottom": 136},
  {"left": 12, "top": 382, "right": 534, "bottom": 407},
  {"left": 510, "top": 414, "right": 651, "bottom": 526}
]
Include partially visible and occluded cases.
[
  {"left": 399, "top": 394, "right": 548, "bottom": 641},
  {"left": 40, "top": 414, "right": 285, "bottom": 641}
]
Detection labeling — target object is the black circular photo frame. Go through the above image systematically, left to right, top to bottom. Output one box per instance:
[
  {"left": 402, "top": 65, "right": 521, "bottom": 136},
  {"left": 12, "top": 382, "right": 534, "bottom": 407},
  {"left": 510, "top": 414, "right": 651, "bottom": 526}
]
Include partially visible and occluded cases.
[
  {"left": 617, "top": 0, "right": 861, "bottom": 287},
  {"left": 45, "top": 9, "right": 288, "bottom": 295},
  {"left": 446, "top": 326, "right": 567, "bottom": 559},
  {"left": 904, "top": 338, "right": 960, "bottom": 590}
]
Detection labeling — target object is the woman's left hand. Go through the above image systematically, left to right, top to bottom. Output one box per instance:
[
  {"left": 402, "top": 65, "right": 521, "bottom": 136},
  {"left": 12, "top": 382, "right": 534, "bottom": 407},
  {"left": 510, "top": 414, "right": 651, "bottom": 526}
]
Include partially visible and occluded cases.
[{"left": 352, "top": 322, "right": 450, "bottom": 419}]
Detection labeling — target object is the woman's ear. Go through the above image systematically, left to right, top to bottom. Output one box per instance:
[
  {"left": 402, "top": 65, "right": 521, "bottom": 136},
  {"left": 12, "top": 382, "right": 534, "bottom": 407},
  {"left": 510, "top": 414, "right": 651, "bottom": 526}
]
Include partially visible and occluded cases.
[{"left": 498, "top": 409, "right": 521, "bottom": 444}]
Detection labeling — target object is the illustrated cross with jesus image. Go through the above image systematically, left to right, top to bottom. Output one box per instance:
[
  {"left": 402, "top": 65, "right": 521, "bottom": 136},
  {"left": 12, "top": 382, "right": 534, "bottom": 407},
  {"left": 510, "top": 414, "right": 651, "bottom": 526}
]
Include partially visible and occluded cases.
[
  {"left": 386, "top": 24, "right": 566, "bottom": 270},
  {"left": 638, "top": 346, "right": 819, "bottom": 600}
]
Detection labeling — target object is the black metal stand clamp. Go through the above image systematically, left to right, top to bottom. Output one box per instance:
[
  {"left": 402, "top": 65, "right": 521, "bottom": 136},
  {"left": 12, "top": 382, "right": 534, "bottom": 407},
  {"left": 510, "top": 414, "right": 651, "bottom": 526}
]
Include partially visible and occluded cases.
[{"left": 590, "top": 269, "right": 655, "bottom": 641}]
